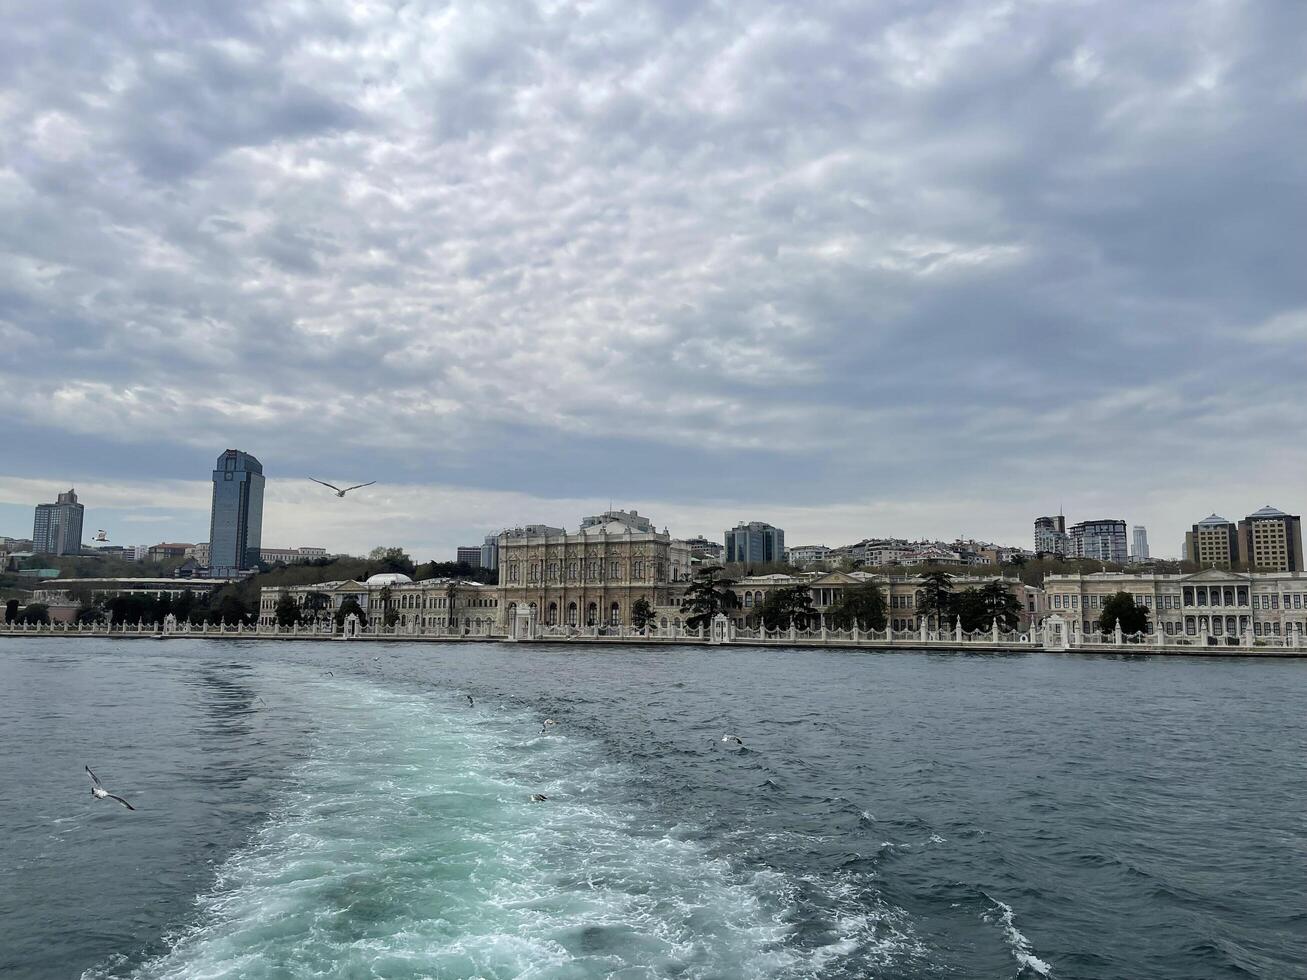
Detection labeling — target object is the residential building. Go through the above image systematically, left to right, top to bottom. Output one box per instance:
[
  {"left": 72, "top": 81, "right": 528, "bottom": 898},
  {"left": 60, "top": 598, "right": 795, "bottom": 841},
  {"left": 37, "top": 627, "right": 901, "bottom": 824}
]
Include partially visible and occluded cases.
[
  {"left": 208, "top": 449, "right": 265, "bottom": 576},
  {"left": 33, "top": 489, "right": 85, "bottom": 556},
  {"left": 1238, "top": 506, "right": 1303, "bottom": 572},
  {"left": 498, "top": 510, "right": 691, "bottom": 627},
  {"left": 1034, "top": 515, "right": 1069, "bottom": 557},
  {"left": 1185, "top": 515, "right": 1239, "bottom": 568},
  {"left": 1068, "top": 519, "right": 1128, "bottom": 563},
  {"left": 724, "top": 521, "right": 785, "bottom": 565},
  {"left": 1131, "top": 526, "right": 1150, "bottom": 561},
  {"left": 480, "top": 533, "right": 499, "bottom": 571},
  {"left": 684, "top": 535, "right": 725, "bottom": 562},
  {"left": 0, "top": 536, "right": 34, "bottom": 552},
  {"left": 850, "top": 539, "right": 915, "bottom": 566},
  {"left": 148, "top": 542, "right": 193, "bottom": 561},
  {"left": 188, "top": 543, "right": 211, "bottom": 565},
  {"left": 787, "top": 545, "right": 831, "bottom": 567},
  {"left": 456, "top": 546, "right": 483, "bottom": 568},
  {"left": 1044, "top": 569, "right": 1307, "bottom": 643},
  {"left": 258, "top": 574, "right": 500, "bottom": 632}
]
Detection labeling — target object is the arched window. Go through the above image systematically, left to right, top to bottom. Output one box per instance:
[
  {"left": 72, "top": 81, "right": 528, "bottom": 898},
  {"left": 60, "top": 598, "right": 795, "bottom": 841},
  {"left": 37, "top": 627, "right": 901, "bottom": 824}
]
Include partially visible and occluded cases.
[
  {"left": 744, "top": 592, "right": 754, "bottom": 607},
  {"left": 609, "top": 601, "right": 621, "bottom": 626},
  {"left": 547, "top": 602, "right": 558, "bottom": 625},
  {"left": 567, "top": 602, "right": 578, "bottom": 626},
  {"left": 586, "top": 602, "right": 598, "bottom": 626}
]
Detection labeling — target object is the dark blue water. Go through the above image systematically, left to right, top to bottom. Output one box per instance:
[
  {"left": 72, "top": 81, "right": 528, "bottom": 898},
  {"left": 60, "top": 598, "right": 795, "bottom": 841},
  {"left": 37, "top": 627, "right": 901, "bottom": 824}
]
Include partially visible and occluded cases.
[{"left": 0, "top": 638, "right": 1303, "bottom": 979}]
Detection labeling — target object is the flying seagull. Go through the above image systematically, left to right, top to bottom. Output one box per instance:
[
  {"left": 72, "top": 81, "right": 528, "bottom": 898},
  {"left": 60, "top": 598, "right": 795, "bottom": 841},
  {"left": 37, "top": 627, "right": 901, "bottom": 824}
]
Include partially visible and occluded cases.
[
  {"left": 309, "top": 478, "right": 376, "bottom": 498},
  {"left": 466, "top": 694, "right": 474, "bottom": 707},
  {"left": 539, "top": 719, "right": 558, "bottom": 735},
  {"left": 721, "top": 735, "right": 744, "bottom": 746},
  {"left": 85, "top": 766, "right": 135, "bottom": 810},
  {"left": 530, "top": 793, "right": 549, "bottom": 803}
]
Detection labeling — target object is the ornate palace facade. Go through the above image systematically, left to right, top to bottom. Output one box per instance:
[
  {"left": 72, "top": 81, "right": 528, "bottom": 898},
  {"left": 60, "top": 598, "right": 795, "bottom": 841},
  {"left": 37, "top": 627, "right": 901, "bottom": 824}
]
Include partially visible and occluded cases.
[{"left": 497, "top": 510, "right": 692, "bottom": 627}]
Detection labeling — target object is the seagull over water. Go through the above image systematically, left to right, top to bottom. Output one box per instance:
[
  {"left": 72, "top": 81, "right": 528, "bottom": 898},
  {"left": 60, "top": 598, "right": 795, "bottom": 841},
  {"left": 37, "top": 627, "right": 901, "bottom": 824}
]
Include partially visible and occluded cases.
[
  {"left": 309, "top": 477, "right": 377, "bottom": 498},
  {"left": 466, "top": 694, "right": 474, "bottom": 707},
  {"left": 539, "top": 719, "right": 558, "bottom": 735},
  {"left": 721, "top": 734, "right": 744, "bottom": 746},
  {"left": 85, "top": 766, "right": 135, "bottom": 810},
  {"left": 530, "top": 794, "right": 549, "bottom": 803}
]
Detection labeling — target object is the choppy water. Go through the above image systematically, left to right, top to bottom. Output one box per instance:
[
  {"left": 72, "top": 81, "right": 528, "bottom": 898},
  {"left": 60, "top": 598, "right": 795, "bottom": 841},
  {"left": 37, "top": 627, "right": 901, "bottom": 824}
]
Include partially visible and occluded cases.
[{"left": 0, "top": 639, "right": 1303, "bottom": 980}]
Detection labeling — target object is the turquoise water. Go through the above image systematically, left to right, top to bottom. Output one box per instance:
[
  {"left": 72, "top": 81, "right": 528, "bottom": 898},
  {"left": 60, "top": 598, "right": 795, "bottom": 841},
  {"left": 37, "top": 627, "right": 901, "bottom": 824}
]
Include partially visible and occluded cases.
[{"left": 1, "top": 639, "right": 1303, "bottom": 979}]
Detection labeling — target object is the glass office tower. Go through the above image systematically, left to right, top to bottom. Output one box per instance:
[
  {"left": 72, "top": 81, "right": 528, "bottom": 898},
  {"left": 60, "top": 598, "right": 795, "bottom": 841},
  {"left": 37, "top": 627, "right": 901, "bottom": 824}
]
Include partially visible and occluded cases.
[{"left": 208, "top": 450, "right": 265, "bottom": 575}]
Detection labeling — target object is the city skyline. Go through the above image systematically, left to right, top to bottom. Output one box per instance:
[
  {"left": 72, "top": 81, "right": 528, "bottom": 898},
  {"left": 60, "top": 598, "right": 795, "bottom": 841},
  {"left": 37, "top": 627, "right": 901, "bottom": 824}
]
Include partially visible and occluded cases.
[{"left": 4, "top": 3, "right": 1306, "bottom": 565}]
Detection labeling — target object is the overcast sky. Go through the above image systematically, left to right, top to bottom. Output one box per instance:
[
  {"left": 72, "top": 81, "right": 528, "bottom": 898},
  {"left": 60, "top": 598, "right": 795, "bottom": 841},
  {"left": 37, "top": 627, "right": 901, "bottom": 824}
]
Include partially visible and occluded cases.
[{"left": 3, "top": 0, "right": 1305, "bottom": 560}]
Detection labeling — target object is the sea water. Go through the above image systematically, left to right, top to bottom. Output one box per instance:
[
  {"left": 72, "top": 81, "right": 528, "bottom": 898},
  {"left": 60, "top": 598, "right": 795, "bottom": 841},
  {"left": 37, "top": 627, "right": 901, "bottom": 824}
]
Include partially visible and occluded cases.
[{"left": 0, "top": 639, "right": 1302, "bottom": 979}]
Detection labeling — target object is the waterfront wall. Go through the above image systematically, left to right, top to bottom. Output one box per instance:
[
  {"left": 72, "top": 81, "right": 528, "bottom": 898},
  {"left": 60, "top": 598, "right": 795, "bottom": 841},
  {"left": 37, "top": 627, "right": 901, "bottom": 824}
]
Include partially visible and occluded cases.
[{"left": 2, "top": 615, "right": 1306, "bottom": 656}]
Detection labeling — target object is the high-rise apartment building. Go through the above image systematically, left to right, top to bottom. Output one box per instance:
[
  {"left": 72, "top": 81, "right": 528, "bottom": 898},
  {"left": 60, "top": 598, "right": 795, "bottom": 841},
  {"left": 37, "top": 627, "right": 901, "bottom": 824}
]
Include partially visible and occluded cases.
[
  {"left": 207, "top": 450, "right": 265, "bottom": 575},
  {"left": 32, "top": 489, "right": 85, "bottom": 556},
  {"left": 1237, "top": 506, "right": 1303, "bottom": 571},
  {"left": 1034, "top": 515, "right": 1069, "bottom": 556},
  {"left": 1185, "top": 515, "right": 1238, "bottom": 568},
  {"left": 1068, "top": 519, "right": 1128, "bottom": 563},
  {"left": 724, "top": 521, "right": 785, "bottom": 565},
  {"left": 1131, "top": 526, "right": 1150, "bottom": 560},
  {"left": 480, "top": 533, "right": 499, "bottom": 571},
  {"left": 683, "top": 535, "right": 725, "bottom": 562},
  {"left": 456, "top": 546, "right": 483, "bottom": 568}
]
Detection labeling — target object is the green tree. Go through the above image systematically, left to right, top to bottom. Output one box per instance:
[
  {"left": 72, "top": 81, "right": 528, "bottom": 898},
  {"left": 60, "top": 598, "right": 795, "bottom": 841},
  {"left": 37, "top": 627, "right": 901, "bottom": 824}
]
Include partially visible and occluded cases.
[
  {"left": 368, "top": 547, "right": 414, "bottom": 575},
  {"left": 680, "top": 565, "right": 740, "bottom": 630},
  {"left": 917, "top": 570, "right": 955, "bottom": 627},
  {"left": 979, "top": 579, "right": 1023, "bottom": 629},
  {"left": 826, "top": 581, "right": 886, "bottom": 631},
  {"left": 377, "top": 585, "right": 394, "bottom": 628},
  {"left": 758, "top": 585, "right": 817, "bottom": 631},
  {"left": 173, "top": 588, "right": 196, "bottom": 622},
  {"left": 954, "top": 589, "right": 988, "bottom": 631},
  {"left": 274, "top": 591, "right": 301, "bottom": 628},
  {"left": 302, "top": 591, "right": 331, "bottom": 624},
  {"left": 1099, "top": 591, "right": 1149, "bottom": 636},
  {"left": 214, "top": 594, "right": 251, "bottom": 626},
  {"left": 336, "top": 596, "right": 367, "bottom": 630},
  {"left": 630, "top": 597, "right": 655, "bottom": 630},
  {"left": 4, "top": 599, "right": 17, "bottom": 624},
  {"left": 74, "top": 600, "right": 104, "bottom": 625},
  {"left": 19, "top": 602, "right": 50, "bottom": 625}
]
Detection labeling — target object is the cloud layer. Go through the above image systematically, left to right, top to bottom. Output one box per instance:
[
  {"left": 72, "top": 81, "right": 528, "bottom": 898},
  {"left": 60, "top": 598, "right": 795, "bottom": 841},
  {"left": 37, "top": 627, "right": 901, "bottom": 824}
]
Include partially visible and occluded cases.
[{"left": 3, "top": 0, "right": 1306, "bottom": 555}]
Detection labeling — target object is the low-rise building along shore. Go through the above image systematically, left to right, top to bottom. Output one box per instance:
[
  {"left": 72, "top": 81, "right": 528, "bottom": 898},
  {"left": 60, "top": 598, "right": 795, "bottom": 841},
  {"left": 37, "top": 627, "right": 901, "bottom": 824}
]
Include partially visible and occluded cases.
[
  {"left": 1044, "top": 568, "right": 1307, "bottom": 642},
  {"left": 257, "top": 573, "right": 500, "bottom": 633}
]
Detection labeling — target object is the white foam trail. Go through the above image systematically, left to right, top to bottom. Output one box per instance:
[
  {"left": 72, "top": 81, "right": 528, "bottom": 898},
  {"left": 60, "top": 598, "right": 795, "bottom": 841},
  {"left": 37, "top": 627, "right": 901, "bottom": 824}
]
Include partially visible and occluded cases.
[
  {"left": 112, "top": 678, "right": 856, "bottom": 979},
  {"left": 982, "top": 894, "right": 1053, "bottom": 977}
]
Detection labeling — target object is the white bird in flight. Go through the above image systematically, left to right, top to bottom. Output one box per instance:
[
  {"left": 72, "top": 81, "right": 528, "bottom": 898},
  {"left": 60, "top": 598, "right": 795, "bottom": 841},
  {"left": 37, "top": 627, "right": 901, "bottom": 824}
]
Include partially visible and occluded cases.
[
  {"left": 309, "top": 478, "right": 377, "bottom": 498},
  {"left": 539, "top": 719, "right": 558, "bottom": 735},
  {"left": 721, "top": 734, "right": 744, "bottom": 746},
  {"left": 86, "top": 766, "right": 135, "bottom": 810}
]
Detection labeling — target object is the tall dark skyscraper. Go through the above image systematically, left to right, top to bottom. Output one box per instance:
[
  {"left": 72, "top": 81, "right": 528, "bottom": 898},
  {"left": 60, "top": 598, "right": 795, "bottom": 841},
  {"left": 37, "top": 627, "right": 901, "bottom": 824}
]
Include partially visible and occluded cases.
[
  {"left": 208, "top": 450, "right": 265, "bottom": 575},
  {"left": 33, "top": 488, "right": 84, "bottom": 555}
]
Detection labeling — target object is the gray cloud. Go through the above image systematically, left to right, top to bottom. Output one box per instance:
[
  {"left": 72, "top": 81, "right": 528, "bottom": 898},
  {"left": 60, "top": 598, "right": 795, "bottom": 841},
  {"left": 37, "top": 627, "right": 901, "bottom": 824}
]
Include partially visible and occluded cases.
[{"left": 2, "top": 0, "right": 1306, "bottom": 553}]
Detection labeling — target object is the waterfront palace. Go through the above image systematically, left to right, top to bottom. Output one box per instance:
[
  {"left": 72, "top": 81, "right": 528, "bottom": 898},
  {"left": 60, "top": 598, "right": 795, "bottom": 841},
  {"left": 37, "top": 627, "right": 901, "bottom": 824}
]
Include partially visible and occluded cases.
[{"left": 1044, "top": 568, "right": 1307, "bottom": 642}]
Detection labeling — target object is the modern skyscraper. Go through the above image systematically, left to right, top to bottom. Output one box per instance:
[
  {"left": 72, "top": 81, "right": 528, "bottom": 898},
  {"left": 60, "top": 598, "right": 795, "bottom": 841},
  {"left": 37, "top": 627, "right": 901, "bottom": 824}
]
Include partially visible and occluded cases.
[
  {"left": 207, "top": 450, "right": 265, "bottom": 575},
  {"left": 32, "top": 489, "right": 85, "bottom": 556},
  {"left": 1237, "top": 505, "right": 1303, "bottom": 571},
  {"left": 1034, "top": 515, "right": 1068, "bottom": 556},
  {"left": 1068, "top": 519, "right": 1128, "bottom": 563},
  {"left": 724, "top": 521, "right": 785, "bottom": 564},
  {"left": 1131, "top": 526, "right": 1150, "bottom": 560},
  {"left": 480, "top": 533, "right": 499, "bottom": 571},
  {"left": 456, "top": 546, "right": 483, "bottom": 568}
]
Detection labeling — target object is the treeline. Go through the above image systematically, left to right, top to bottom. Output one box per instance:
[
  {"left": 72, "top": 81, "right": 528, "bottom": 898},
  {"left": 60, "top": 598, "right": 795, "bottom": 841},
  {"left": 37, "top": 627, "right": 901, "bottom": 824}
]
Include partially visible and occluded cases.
[{"left": 678, "top": 568, "right": 1024, "bottom": 632}]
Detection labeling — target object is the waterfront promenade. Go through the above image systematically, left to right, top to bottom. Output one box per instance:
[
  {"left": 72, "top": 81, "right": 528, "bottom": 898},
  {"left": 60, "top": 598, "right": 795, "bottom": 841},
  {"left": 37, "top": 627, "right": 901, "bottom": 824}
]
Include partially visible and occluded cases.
[{"left": 3, "top": 617, "right": 1305, "bottom": 657}]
